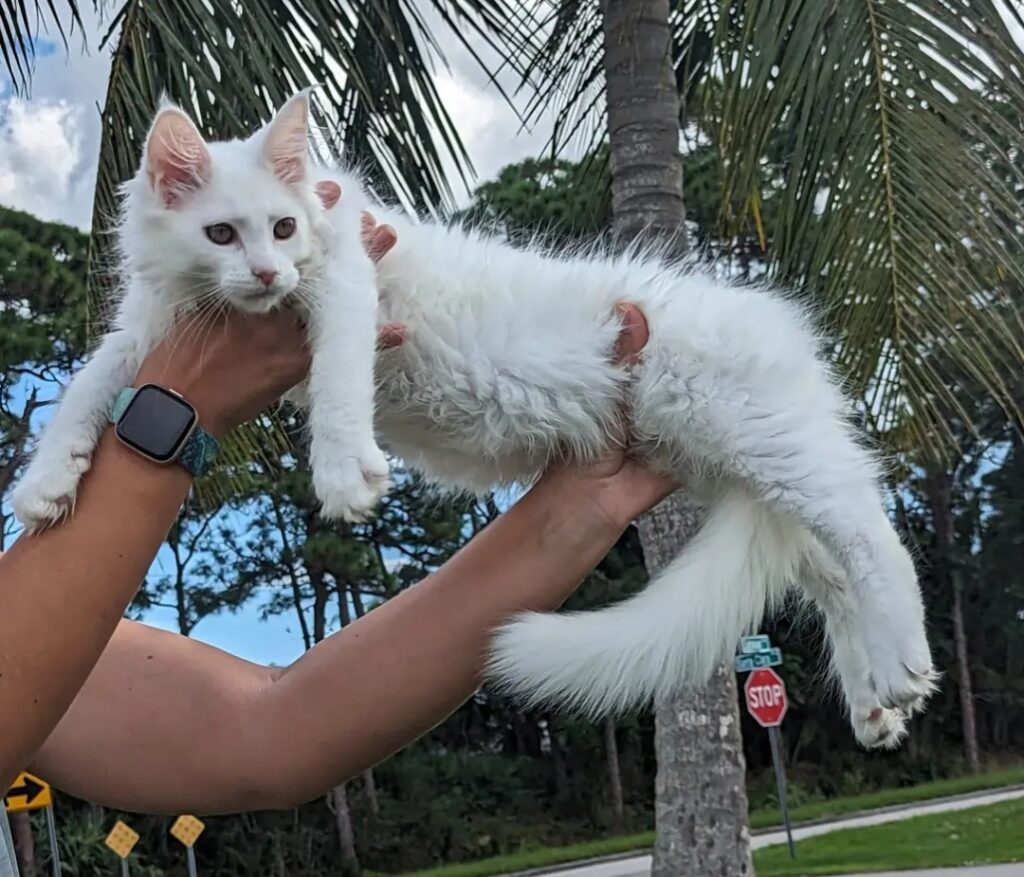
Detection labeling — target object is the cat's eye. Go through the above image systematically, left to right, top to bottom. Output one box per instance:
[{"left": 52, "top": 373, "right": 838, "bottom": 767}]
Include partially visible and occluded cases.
[
  {"left": 274, "top": 217, "right": 296, "bottom": 240},
  {"left": 205, "top": 223, "right": 236, "bottom": 246}
]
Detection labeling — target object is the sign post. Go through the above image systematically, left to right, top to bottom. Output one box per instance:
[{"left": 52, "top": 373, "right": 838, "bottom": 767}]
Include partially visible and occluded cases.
[
  {"left": 737, "top": 638, "right": 796, "bottom": 860},
  {"left": 4, "top": 772, "right": 61, "bottom": 877},
  {"left": 170, "top": 815, "right": 205, "bottom": 877},
  {"left": 105, "top": 820, "right": 140, "bottom": 877}
]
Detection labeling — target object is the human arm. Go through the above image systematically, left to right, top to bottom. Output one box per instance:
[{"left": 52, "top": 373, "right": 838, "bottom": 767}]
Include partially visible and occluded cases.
[
  {"left": 0, "top": 311, "right": 311, "bottom": 791},
  {"left": 32, "top": 443, "right": 673, "bottom": 814}
]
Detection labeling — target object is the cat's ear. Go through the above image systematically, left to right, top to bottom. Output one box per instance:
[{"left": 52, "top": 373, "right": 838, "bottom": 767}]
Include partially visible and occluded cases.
[
  {"left": 262, "top": 91, "right": 311, "bottom": 185},
  {"left": 144, "top": 105, "right": 211, "bottom": 208},
  {"left": 316, "top": 180, "right": 342, "bottom": 210}
]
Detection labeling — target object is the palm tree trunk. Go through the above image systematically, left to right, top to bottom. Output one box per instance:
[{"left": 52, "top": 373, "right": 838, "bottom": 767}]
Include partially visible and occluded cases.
[
  {"left": 601, "top": 0, "right": 685, "bottom": 240},
  {"left": 600, "top": 2, "right": 753, "bottom": 873},
  {"left": 640, "top": 505, "right": 754, "bottom": 877},
  {"left": 603, "top": 716, "right": 625, "bottom": 830}
]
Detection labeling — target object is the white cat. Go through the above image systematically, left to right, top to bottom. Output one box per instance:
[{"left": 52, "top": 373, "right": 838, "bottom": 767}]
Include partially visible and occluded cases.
[{"left": 13, "top": 93, "right": 936, "bottom": 749}]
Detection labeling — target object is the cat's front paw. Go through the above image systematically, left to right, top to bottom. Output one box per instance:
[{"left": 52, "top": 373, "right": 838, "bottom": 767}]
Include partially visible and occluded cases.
[
  {"left": 314, "top": 444, "right": 392, "bottom": 522},
  {"left": 12, "top": 452, "right": 92, "bottom": 533}
]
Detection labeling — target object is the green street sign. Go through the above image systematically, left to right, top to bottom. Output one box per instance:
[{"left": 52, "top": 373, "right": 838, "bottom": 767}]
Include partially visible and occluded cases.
[{"left": 740, "top": 635, "right": 771, "bottom": 655}]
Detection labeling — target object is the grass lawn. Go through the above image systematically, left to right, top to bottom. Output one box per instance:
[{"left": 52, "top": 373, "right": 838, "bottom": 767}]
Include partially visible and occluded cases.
[
  {"left": 749, "top": 765, "right": 1024, "bottom": 829},
  {"left": 374, "top": 767, "right": 1024, "bottom": 877},
  {"left": 754, "top": 797, "right": 1024, "bottom": 876}
]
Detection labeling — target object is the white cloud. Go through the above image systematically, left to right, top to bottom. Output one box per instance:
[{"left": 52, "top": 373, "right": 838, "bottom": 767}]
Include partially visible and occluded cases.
[
  {"left": 0, "top": 3, "right": 110, "bottom": 229},
  {"left": 0, "top": 96, "right": 93, "bottom": 226}
]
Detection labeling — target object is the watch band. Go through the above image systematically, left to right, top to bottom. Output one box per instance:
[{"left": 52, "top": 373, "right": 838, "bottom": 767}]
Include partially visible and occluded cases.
[{"left": 110, "top": 387, "right": 219, "bottom": 477}]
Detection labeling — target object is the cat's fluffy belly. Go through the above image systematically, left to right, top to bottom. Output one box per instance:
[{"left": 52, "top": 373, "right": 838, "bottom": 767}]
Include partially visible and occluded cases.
[{"left": 370, "top": 211, "right": 824, "bottom": 497}]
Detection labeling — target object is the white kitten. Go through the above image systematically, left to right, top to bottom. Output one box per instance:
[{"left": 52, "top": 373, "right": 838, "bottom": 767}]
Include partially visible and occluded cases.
[
  {"left": 12, "top": 91, "right": 390, "bottom": 531},
  {"left": 14, "top": 93, "right": 936, "bottom": 749},
  {"left": 360, "top": 191, "right": 938, "bottom": 750}
]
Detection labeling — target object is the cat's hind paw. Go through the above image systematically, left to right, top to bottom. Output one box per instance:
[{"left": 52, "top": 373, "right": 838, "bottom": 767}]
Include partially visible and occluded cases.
[
  {"left": 314, "top": 446, "right": 392, "bottom": 522},
  {"left": 12, "top": 454, "right": 91, "bottom": 533},
  {"left": 873, "top": 661, "right": 940, "bottom": 716},
  {"left": 851, "top": 705, "right": 908, "bottom": 750}
]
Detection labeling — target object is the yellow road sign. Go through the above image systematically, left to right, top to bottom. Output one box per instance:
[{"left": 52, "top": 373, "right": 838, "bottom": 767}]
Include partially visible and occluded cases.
[
  {"left": 3, "top": 772, "right": 52, "bottom": 813},
  {"left": 170, "top": 814, "right": 205, "bottom": 848},
  {"left": 105, "top": 820, "right": 139, "bottom": 859}
]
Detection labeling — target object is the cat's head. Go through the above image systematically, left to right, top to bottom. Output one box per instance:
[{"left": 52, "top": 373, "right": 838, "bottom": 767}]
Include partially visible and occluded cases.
[{"left": 122, "top": 91, "right": 341, "bottom": 313}]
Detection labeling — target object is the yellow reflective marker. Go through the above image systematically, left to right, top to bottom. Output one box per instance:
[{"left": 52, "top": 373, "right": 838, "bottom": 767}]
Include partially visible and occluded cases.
[
  {"left": 3, "top": 772, "right": 52, "bottom": 813},
  {"left": 170, "top": 815, "right": 205, "bottom": 848},
  {"left": 105, "top": 820, "right": 140, "bottom": 859}
]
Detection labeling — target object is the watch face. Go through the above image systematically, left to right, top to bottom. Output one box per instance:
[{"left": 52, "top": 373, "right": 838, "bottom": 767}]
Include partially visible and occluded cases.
[{"left": 115, "top": 385, "right": 197, "bottom": 463}]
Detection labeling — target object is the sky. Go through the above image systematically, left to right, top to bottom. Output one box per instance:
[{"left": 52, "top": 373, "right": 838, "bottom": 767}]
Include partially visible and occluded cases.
[{"left": 0, "top": 4, "right": 558, "bottom": 666}]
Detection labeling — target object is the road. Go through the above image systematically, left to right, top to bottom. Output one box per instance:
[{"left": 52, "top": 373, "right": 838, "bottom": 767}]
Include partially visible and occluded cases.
[{"left": 523, "top": 787, "right": 1024, "bottom": 877}]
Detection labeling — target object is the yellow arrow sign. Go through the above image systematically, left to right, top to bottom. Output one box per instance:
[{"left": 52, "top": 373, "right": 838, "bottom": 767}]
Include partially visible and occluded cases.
[
  {"left": 3, "top": 772, "right": 52, "bottom": 813},
  {"left": 170, "top": 814, "right": 205, "bottom": 848},
  {"left": 105, "top": 820, "right": 139, "bottom": 859}
]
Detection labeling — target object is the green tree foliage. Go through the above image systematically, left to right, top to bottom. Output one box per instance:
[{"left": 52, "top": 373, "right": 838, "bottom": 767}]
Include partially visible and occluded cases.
[{"left": 0, "top": 205, "right": 88, "bottom": 542}]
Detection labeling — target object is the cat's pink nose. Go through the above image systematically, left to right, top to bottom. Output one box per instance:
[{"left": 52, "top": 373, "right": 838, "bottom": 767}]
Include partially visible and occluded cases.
[{"left": 253, "top": 269, "right": 278, "bottom": 288}]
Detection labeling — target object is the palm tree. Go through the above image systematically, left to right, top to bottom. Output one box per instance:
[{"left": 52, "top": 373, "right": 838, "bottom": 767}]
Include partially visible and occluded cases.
[{"left": 601, "top": 1, "right": 753, "bottom": 871}]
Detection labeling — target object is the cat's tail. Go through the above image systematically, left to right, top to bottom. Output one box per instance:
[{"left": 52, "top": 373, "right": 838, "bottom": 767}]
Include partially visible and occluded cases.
[{"left": 486, "top": 493, "right": 813, "bottom": 716}]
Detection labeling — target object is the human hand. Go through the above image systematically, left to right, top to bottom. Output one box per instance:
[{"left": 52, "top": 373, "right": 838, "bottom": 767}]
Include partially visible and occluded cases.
[
  {"left": 132, "top": 209, "right": 406, "bottom": 437},
  {"left": 362, "top": 210, "right": 406, "bottom": 350},
  {"left": 536, "top": 303, "right": 679, "bottom": 531}
]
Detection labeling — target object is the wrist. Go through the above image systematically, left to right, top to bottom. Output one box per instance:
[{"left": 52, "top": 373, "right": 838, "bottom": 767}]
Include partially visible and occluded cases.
[
  {"left": 129, "top": 376, "right": 230, "bottom": 440},
  {"left": 520, "top": 473, "right": 627, "bottom": 550}
]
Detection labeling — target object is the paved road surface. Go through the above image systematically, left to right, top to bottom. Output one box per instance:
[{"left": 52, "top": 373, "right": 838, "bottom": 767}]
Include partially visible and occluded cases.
[{"left": 524, "top": 787, "right": 1024, "bottom": 877}]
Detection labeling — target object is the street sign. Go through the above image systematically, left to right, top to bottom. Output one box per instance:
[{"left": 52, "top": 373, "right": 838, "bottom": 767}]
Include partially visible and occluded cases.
[
  {"left": 740, "top": 634, "right": 771, "bottom": 654},
  {"left": 734, "top": 647, "right": 783, "bottom": 673},
  {"left": 744, "top": 667, "right": 789, "bottom": 728},
  {"left": 3, "top": 772, "right": 52, "bottom": 813},
  {"left": 171, "top": 814, "right": 205, "bottom": 877},
  {"left": 171, "top": 815, "right": 205, "bottom": 848},
  {"left": 105, "top": 820, "right": 140, "bottom": 859}
]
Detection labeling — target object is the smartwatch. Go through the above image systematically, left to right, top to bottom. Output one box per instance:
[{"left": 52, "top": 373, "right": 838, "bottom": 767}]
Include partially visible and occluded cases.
[{"left": 110, "top": 385, "right": 219, "bottom": 477}]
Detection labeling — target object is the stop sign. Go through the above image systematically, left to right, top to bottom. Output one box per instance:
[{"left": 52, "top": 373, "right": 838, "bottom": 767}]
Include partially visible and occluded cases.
[{"left": 744, "top": 668, "right": 788, "bottom": 727}]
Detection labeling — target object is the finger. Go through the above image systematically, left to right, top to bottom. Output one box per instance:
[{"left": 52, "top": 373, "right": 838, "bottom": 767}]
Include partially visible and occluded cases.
[
  {"left": 367, "top": 224, "right": 398, "bottom": 262},
  {"left": 612, "top": 302, "right": 650, "bottom": 365},
  {"left": 377, "top": 322, "right": 406, "bottom": 350}
]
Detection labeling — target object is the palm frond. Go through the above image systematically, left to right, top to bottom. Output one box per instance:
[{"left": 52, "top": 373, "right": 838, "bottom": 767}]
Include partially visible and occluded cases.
[
  {"left": 1, "top": 0, "right": 84, "bottom": 95},
  {"left": 514, "top": 0, "right": 1024, "bottom": 462},
  {"left": 711, "top": 0, "right": 1024, "bottom": 462}
]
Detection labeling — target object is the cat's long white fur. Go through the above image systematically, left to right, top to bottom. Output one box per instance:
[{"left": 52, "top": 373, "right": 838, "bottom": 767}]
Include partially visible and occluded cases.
[
  {"left": 12, "top": 92, "right": 936, "bottom": 751},
  {"left": 358, "top": 205, "right": 936, "bottom": 747}
]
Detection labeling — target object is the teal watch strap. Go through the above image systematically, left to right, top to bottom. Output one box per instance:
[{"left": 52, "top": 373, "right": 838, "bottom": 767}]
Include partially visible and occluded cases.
[{"left": 111, "top": 387, "right": 219, "bottom": 477}]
